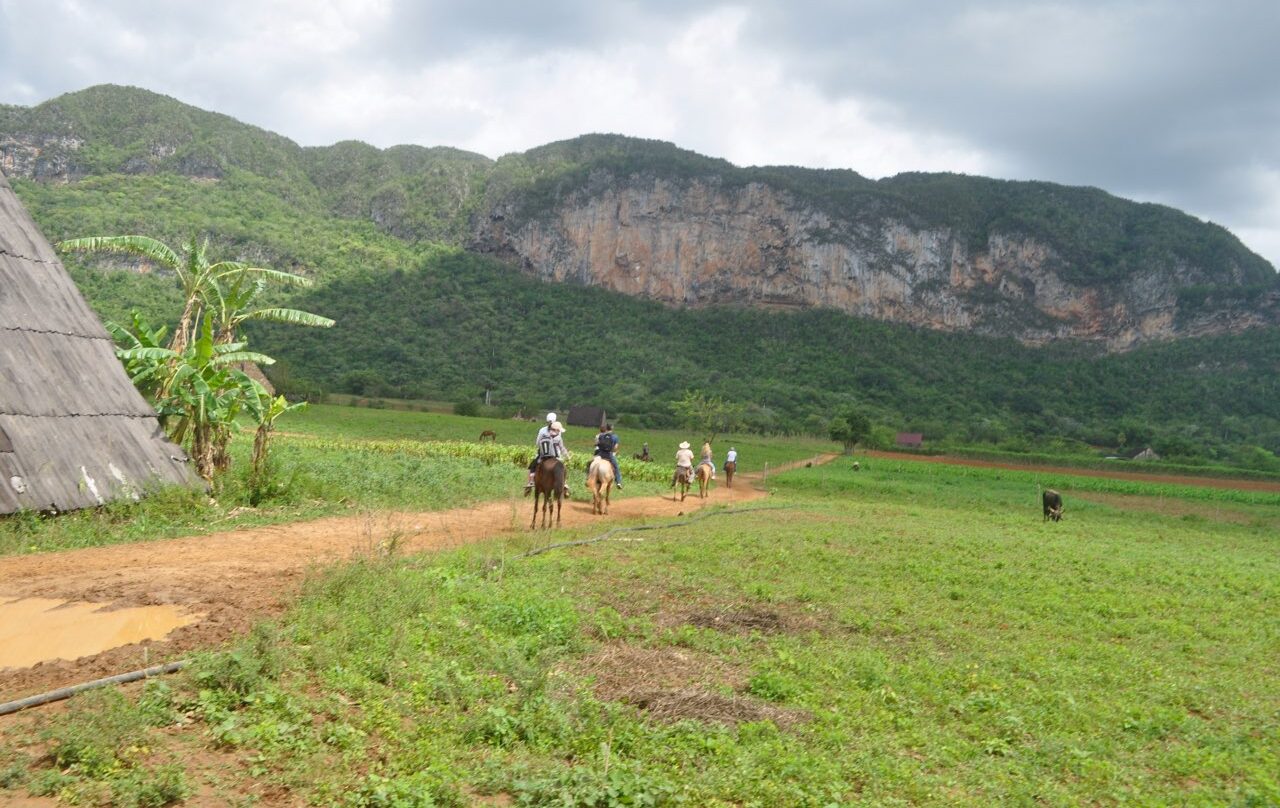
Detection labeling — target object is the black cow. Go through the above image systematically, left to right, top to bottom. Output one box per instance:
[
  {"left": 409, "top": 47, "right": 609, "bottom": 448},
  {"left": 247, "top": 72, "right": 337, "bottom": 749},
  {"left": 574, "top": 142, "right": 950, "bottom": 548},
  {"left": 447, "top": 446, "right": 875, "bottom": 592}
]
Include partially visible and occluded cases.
[{"left": 1042, "top": 489, "right": 1064, "bottom": 522}]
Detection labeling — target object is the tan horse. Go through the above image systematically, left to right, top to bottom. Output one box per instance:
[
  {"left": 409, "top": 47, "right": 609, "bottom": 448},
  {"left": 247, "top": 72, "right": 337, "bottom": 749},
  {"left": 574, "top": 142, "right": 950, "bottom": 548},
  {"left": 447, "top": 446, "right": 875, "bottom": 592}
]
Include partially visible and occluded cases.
[
  {"left": 587, "top": 456, "right": 615, "bottom": 515},
  {"left": 531, "top": 457, "right": 565, "bottom": 528},
  {"left": 723, "top": 460, "right": 736, "bottom": 488},
  {"left": 695, "top": 462, "right": 712, "bottom": 498}
]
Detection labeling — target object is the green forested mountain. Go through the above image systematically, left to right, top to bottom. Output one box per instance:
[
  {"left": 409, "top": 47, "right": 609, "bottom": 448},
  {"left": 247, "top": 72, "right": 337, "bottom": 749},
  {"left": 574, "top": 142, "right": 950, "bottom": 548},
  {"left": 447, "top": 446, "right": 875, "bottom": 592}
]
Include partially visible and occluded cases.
[
  {"left": 4, "top": 84, "right": 1279, "bottom": 466},
  {"left": 246, "top": 247, "right": 1280, "bottom": 466}
]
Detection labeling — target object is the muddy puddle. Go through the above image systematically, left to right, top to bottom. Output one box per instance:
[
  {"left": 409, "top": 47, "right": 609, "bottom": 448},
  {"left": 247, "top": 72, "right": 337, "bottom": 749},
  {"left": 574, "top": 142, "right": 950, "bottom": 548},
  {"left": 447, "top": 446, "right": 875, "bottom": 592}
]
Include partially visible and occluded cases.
[{"left": 0, "top": 598, "right": 201, "bottom": 669}]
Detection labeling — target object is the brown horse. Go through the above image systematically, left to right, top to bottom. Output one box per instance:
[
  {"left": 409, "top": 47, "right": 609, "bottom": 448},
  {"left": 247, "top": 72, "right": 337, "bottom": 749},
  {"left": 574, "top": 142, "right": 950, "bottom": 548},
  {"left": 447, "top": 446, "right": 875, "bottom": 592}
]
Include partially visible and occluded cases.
[
  {"left": 479, "top": 430, "right": 497, "bottom": 443},
  {"left": 586, "top": 456, "right": 615, "bottom": 515},
  {"left": 531, "top": 457, "right": 565, "bottom": 528},
  {"left": 723, "top": 460, "right": 736, "bottom": 488},
  {"left": 695, "top": 462, "right": 712, "bottom": 498},
  {"left": 672, "top": 465, "right": 693, "bottom": 501}
]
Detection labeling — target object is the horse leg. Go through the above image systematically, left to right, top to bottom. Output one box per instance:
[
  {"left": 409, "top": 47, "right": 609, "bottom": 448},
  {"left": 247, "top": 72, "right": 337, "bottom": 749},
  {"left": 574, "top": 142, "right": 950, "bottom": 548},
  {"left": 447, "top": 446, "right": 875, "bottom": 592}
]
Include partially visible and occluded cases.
[{"left": 531, "top": 489, "right": 540, "bottom": 529}]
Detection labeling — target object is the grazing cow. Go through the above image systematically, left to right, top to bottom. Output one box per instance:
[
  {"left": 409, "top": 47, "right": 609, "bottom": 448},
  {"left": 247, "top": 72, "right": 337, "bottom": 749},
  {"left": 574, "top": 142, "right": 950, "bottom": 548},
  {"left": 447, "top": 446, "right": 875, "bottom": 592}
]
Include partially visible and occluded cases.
[{"left": 1042, "top": 489, "right": 1064, "bottom": 522}]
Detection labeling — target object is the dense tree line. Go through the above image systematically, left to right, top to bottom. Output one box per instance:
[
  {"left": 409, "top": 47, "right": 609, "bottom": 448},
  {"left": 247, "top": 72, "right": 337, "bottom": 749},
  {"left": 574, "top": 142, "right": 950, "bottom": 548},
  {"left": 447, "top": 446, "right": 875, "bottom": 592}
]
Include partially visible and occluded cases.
[{"left": 243, "top": 249, "right": 1280, "bottom": 469}]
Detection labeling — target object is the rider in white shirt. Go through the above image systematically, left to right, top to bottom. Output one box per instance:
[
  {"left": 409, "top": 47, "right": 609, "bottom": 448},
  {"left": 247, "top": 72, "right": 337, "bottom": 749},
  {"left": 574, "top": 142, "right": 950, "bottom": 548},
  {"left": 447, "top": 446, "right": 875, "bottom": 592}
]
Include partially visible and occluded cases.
[{"left": 671, "top": 441, "right": 695, "bottom": 487}]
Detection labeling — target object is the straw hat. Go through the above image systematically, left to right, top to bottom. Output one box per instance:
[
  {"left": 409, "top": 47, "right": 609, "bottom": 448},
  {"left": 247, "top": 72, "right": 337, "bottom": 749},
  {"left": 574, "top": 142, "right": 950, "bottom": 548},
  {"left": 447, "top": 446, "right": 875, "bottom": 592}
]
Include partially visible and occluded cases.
[{"left": 678, "top": 441, "right": 690, "bottom": 449}]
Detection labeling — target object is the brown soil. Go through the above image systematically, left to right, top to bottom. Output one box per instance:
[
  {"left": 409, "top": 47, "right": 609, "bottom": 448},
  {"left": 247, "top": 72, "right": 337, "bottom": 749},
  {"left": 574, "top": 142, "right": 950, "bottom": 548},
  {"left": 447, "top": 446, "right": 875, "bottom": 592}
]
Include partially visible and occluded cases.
[
  {"left": 865, "top": 450, "right": 1280, "bottom": 492},
  {"left": 0, "top": 455, "right": 833, "bottom": 705},
  {"left": 569, "top": 642, "right": 805, "bottom": 728}
]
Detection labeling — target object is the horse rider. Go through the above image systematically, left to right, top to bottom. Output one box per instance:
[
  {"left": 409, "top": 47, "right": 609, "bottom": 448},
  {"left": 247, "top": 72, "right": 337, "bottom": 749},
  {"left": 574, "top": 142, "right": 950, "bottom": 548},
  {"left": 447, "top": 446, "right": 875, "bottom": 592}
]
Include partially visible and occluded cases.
[
  {"left": 526, "top": 415, "right": 570, "bottom": 495},
  {"left": 589, "top": 422, "right": 622, "bottom": 490},
  {"left": 671, "top": 440, "right": 694, "bottom": 487},
  {"left": 700, "top": 441, "right": 716, "bottom": 479},
  {"left": 639, "top": 442, "right": 651, "bottom": 461},
  {"left": 724, "top": 446, "right": 737, "bottom": 473}
]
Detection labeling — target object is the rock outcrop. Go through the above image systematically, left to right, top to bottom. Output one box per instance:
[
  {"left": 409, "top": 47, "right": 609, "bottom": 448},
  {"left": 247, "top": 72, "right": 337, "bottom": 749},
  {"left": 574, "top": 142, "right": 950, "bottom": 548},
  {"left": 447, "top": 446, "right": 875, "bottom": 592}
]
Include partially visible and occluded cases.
[{"left": 471, "top": 173, "right": 1278, "bottom": 350}]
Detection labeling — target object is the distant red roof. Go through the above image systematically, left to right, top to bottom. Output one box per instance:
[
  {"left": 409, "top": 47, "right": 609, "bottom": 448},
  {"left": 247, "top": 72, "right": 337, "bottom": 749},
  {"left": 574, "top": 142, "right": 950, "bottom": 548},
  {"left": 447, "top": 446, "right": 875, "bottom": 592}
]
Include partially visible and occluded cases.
[{"left": 895, "top": 432, "right": 924, "bottom": 447}]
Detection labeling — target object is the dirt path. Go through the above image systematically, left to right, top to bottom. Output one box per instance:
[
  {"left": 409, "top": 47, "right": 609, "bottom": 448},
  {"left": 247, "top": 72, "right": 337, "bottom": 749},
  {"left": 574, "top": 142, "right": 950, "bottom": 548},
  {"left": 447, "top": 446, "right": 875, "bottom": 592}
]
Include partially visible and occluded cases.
[
  {"left": 864, "top": 450, "right": 1280, "bottom": 493},
  {"left": 0, "top": 456, "right": 831, "bottom": 701}
]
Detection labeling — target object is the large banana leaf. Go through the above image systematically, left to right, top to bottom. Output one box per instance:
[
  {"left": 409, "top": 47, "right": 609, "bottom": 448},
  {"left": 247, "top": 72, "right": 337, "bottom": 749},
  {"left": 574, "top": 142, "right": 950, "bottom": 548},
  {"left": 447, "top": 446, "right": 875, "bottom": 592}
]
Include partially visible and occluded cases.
[
  {"left": 57, "top": 235, "right": 181, "bottom": 270},
  {"left": 239, "top": 307, "right": 335, "bottom": 328}
]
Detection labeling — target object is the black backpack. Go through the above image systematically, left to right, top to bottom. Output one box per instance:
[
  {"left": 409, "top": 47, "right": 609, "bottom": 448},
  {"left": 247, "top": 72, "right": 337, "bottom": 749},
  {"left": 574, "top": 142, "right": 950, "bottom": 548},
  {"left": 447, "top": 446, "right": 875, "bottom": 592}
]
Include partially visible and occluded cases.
[{"left": 596, "top": 432, "right": 614, "bottom": 453}]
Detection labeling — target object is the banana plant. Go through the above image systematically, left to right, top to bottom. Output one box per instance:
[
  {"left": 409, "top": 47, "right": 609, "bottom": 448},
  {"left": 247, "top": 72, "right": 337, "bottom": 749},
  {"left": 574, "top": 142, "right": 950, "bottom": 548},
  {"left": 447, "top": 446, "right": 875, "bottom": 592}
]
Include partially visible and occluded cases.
[
  {"left": 67, "top": 232, "right": 336, "bottom": 481},
  {"left": 58, "top": 234, "right": 328, "bottom": 353},
  {"left": 209, "top": 271, "right": 334, "bottom": 345},
  {"left": 113, "top": 314, "right": 273, "bottom": 480},
  {"left": 245, "top": 390, "right": 309, "bottom": 502}
]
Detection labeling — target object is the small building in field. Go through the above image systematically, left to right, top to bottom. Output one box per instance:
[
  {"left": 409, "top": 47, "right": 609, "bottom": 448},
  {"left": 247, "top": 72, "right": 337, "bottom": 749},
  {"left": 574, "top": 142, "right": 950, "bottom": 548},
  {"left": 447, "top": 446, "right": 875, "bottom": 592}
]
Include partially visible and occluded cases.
[
  {"left": 0, "top": 169, "right": 198, "bottom": 514},
  {"left": 566, "top": 406, "right": 607, "bottom": 431},
  {"left": 895, "top": 432, "right": 924, "bottom": 449},
  {"left": 1130, "top": 447, "right": 1161, "bottom": 462}
]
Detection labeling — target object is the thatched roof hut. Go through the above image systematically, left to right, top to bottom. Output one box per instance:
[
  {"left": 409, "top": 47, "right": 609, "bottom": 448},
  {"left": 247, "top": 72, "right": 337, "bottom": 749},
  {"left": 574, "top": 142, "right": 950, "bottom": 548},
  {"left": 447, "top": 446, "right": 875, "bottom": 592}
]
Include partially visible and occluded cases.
[{"left": 0, "top": 170, "right": 197, "bottom": 514}]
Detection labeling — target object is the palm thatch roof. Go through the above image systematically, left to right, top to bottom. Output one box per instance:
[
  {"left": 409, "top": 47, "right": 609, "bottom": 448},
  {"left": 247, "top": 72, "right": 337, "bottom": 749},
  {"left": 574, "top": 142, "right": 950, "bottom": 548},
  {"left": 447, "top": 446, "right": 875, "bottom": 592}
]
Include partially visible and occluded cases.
[{"left": 0, "top": 169, "right": 198, "bottom": 514}]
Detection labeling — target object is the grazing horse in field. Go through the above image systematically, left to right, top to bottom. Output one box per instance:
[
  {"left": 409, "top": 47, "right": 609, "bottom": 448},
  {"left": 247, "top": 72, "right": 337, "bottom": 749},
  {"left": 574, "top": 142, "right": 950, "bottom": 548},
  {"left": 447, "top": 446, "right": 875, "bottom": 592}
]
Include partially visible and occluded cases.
[
  {"left": 478, "top": 430, "right": 497, "bottom": 443},
  {"left": 587, "top": 456, "right": 615, "bottom": 515},
  {"left": 531, "top": 457, "right": 565, "bottom": 528},
  {"left": 723, "top": 460, "right": 736, "bottom": 488},
  {"left": 695, "top": 462, "right": 712, "bottom": 499}
]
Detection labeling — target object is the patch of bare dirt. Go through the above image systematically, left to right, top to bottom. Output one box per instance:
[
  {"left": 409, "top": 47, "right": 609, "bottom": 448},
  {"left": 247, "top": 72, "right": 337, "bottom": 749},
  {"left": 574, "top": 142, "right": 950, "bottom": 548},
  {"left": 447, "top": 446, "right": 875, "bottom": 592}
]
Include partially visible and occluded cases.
[
  {"left": 0, "top": 455, "right": 835, "bottom": 707},
  {"left": 687, "top": 607, "right": 789, "bottom": 634},
  {"left": 569, "top": 643, "right": 805, "bottom": 728},
  {"left": 573, "top": 643, "right": 744, "bottom": 693},
  {"left": 623, "top": 688, "right": 805, "bottom": 728}
]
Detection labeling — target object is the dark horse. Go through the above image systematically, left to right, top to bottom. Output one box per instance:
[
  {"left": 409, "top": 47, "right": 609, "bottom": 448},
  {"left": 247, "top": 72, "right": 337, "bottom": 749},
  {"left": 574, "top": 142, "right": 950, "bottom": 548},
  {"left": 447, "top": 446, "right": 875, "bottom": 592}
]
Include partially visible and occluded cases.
[
  {"left": 531, "top": 457, "right": 566, "bottom": 528},
  {"left": 723, "top": 460, "right": 736, "bottom": 488}
]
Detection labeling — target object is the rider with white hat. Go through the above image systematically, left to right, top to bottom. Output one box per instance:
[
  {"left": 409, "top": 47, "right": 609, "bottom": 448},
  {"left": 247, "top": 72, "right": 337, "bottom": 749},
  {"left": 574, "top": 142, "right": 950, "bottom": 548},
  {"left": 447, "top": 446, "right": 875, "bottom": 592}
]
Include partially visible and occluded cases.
[
  {"left": 526, "top": 415, "right": 570, "bottom": 495},
  {"left": 671, "top": 440, "right": 695, "bottom": 487}
]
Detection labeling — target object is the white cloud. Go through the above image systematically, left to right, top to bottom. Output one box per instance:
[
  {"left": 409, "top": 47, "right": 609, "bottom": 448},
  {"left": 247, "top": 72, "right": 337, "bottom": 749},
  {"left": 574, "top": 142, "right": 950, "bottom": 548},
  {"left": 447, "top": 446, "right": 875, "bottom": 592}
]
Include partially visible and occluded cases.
[
  {"left": 0, "top": 0, "right": 1276, "bottom": 269},
  {"left": 269, "top": 7, "right": 990, "bottom": 180}
]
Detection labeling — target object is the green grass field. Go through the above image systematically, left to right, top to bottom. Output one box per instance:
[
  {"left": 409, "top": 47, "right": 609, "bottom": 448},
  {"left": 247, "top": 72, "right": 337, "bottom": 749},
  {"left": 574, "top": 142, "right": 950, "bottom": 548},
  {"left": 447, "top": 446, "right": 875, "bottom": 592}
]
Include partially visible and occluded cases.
[
  {"left": 286, "top": 403, "right": 836, "bottom": 471},
  {"left": 0, "top": 405, "right": 835, "bottom": 557},
  {"left": 4, "top": 456, "right": 1276, "bottom": 806}
]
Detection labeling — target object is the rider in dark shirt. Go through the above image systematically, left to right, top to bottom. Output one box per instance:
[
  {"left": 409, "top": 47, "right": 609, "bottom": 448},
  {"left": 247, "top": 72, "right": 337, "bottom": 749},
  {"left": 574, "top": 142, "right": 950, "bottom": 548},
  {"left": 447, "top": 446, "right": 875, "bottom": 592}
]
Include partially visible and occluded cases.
[{"left": 589, "top": 423, "right": 622, "bottom": 489}]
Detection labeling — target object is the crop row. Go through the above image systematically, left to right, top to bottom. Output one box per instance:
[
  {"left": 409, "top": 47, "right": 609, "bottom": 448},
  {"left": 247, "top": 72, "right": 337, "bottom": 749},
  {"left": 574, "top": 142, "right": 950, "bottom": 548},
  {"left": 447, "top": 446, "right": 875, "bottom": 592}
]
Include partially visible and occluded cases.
[{"left": 281, "top": 436, "right": 677, "bottom": 483}]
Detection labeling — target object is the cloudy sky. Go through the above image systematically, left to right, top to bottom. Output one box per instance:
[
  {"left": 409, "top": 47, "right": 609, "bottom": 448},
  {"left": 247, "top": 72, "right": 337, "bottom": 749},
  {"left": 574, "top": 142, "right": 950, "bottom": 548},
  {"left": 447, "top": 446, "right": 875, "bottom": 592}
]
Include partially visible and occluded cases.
[{"left": 2, "top": 0, "right": 1278, "bottom": 269}]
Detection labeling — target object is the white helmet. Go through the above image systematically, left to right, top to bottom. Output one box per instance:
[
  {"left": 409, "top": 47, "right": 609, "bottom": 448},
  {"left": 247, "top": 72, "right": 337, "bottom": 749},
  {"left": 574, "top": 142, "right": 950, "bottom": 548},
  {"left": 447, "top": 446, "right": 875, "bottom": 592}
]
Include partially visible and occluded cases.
[{"left": 546, "top": 412, "right": 557, "bottom": 424}]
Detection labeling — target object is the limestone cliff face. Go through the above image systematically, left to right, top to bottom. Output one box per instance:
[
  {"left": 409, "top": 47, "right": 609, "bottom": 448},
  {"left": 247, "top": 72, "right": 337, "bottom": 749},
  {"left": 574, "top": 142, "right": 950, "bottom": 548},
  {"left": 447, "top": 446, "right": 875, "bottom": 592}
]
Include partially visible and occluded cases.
[
  {"left": 0, "top": 133, "right": 86, "bottom": 180},
  {"left": 471, "top": 174, "right": 1278, "bottom": 350}
]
